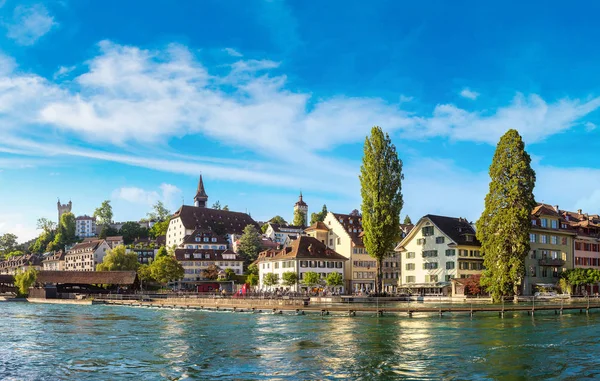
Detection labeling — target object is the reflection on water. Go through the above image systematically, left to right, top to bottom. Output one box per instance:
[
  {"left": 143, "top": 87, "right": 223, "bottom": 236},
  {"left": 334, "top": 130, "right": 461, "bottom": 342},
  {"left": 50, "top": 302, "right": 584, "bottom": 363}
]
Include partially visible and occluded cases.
[{"left": 1, "top": 303, "right": 600, "bottom": 380}]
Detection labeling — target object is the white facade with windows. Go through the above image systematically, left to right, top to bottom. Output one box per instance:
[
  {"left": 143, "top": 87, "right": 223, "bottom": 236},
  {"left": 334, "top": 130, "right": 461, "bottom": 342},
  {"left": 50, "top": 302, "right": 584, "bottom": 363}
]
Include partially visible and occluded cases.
[
  {"left": 75, "top": 215, "right": 97, "bottom": 238},
  {"left": 65, "top": 240, "right": 110, "bottom": 272}
]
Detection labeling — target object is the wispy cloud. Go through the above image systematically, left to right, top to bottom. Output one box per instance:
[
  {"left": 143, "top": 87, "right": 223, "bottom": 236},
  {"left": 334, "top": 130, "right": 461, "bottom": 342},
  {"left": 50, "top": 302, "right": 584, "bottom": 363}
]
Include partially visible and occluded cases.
[
  {"left": 4, "top": 4, "right": 58, "bottom": 46},
  {"left": 223, "top": 47, "right": 243, "bottom": 57},
  {"left": 53, "top": 65, "right": 76, "bottom": 80},
  {"left": 459, "top": 88, "right": 479, "bottom": 100},
  {"left": 112, "top": 183, "right": 182, "bottom": 207}
]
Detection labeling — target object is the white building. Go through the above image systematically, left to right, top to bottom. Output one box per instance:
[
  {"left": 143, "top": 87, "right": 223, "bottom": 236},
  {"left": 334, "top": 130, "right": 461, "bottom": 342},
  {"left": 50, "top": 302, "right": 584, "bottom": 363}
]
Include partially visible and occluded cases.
[
  {"left": 166, "top": 175, "right": 259, "bottom": 249},
  {"left": 305, "top": 212, "right": 401, "bottom": 294},
  {"left": 75, "top": 215, "right": 97, "bottom": 238},
  {"left": 395, "top": 215, "right": 483, "bottom": 296},
  {"left": 264, "top": 223, "right": 304, "bottom": 246},
  {"left": 256, "top": 235, "right": 348, "bottom": 293},
  {"left": 64, "top": 240, "right": 111, "bottom": 272},
  {"left": 42, "top": 251, "right": 65, "bottom": 271}
]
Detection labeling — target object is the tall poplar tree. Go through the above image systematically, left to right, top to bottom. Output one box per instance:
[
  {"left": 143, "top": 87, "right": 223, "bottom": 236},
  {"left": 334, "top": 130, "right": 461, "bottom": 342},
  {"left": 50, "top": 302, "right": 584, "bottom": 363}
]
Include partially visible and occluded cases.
[
  {"left": 359, "top": 126, "right": 403, "bottom": 294},
  {"left": 476, "top": 129, "right": 536, "bottom": 302}
]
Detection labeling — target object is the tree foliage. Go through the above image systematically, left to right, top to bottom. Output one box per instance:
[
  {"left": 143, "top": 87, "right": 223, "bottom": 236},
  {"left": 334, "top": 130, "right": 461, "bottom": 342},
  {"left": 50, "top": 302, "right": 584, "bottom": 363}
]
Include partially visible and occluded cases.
[
  {"left": 359, "top": 126, "right": 404, "bottom": 294},
  {"left": 476, "top": 129, "right": 536, "bottom": 303},
  {"left": 94, "top": 200, "right": 114, "bottom": 227},
  {"left": 146, "top": 201, "right": 171, "bottom": 222},
  {"left": 212, "top": 201, "right": 222, "bottom": 210},
  {"left": 222, "top": 205, "right": 229, "bottom": 211},
  {"left": 310, "top": 205, "right": 328, "bottom": 225},
  {"left": 293, "top": 209, "right": 306, "bottom": 227},
  {"left": 349, "top": 209, "right": 361, "bottom": 217},
  {"left": 48, "top": 212, "right": 77, "bottom": 252},
  {"left": 270, "top": 215, "right": 287, "bottom": 225},
  {"left": 403, "top": 215, "right": 412, "bottom": 225},
  {"left": 37, "top": 218, "right": 56, "bottom": 233},
  {"left": 149, "top": 220, "right": 169, "bottom": 239},
  {"left": 119, "top": 222, "right": 149, "bottom": 244},
  {"left": 238, "top": 224, "right": 262, "bottom": 264},
  {"left": 99, "top": 225, "right": 119, "bottom": 239},
  {"left": 0, "top": 233, "right": 19, "bottom": 257},
  {"left": 96, "top": 245, "right": 140, "bottom": 271},
  {"left": 155, "top": 246, "right": 168, "bottom": 259},
  {"left": 5, "top": 250, "right": 23, "bottom": 259},
  {"left": 150, "top": 255, "right": 184, "bottom": 284},
  {"left": 247, "top": 263, "right": 259, "bottom": 276},
  {"left": 138, "top": 264, "right": 154, "bottom": 282},
  {"left": 202, "top": 264, "right": 221, "bottom": 280},
  {"left": 14, "top": 267, "right": 37, "bottom": 296},
  {"left": 224, "top": 268, "right": 236, "bottom": 280},
  {"left": 561, "top": 268, "right": 600, "bottom": 294},
  {"left": 282, "top": 271, "right": 298, "bottom": 287},
  {"left": 302, "top": 271, "right": 321, "bottom": 287},
  {"left": 325, "top": 272, "right": 343, "bottom": 287},
  {"left": 246, "top": 273, "right": 259, "bottom": 287},
  {"left": 263, "top": 273, "right": 279, "bottom": 288},
  {"left": 463, "top": 274, "right": 482, "bottom": 296}
]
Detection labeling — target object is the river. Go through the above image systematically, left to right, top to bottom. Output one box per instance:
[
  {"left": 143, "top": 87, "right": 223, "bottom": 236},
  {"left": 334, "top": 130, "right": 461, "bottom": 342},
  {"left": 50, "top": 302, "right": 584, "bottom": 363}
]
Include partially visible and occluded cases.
[{"left": 1, "top": 302, "right": 599, "bottom": 380}]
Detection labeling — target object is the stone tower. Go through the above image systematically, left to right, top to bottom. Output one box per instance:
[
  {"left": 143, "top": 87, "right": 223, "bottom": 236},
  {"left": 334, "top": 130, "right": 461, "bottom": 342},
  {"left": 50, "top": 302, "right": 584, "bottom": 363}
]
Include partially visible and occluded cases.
[
  {"left": 194, "top": 175, "right": 208, "bottom": 208},
  {"left": 294, "top": 192, "right": 308, "bottom": 226},
  {"left": 57, "top": 198, "right": 72, "bottom": 223}
]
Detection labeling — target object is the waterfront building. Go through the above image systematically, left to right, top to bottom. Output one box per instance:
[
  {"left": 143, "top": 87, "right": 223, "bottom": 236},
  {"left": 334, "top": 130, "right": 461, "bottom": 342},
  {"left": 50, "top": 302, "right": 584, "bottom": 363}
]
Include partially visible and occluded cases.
[
  {"left": 166, "top": 175, "right": 260, "bottom": 248},
  {"left": 293, "top": 193, "right": 309, "bottom": 226},
  {"left": 524, "top": 204, "right": 576, "bottom": 295},
  {"left": 561, "top": 209, "right": 600, "bottom": 270},
  {"left": 305, "top": 212, "right": 400, "bottom": 294},
  {"left": 75, "top": 215, "right": 97, "bottom": 238},
  {"left": 395, "top": 215, "right": 483, "bottom": 296},
  {"left": 264, "top": 223, "right": 304, "bottom": 245},
  {"left": 256, "top": 235, "right": 347, "bottom": 293},
  {"left": 126, "top": 238, "right": 159, "bottom": 265},
  {"left": 64, "top": 240, "right": 110, "bottom": 271},
  {"left": 42, "top": 251, "right": 65, "bottom": 271},
  {"left": 0, "top": 254, "right": 42, "bottom": 275}
]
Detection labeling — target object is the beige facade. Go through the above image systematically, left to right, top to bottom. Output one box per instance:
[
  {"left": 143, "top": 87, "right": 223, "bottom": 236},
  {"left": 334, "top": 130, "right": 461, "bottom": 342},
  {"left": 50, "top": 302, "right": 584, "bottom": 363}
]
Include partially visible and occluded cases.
[{"left": 64, "top": 240, "right": 110, "bottom": 271}]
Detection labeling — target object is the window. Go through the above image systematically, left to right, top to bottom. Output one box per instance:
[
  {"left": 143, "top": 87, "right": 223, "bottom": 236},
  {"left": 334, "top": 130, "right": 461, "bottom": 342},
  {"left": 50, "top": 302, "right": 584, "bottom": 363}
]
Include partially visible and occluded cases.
[
  {"left": 532, "top": 219, "right": 537, "bottom": 226},
  {"left": 541, "top": 219, "right": 548, "bottom": 228},
  {"left": 551, "top": 220, "right": 558, "bottom": 229},
  {"left": 422, "top": 226, "right": 434, "bottom": 236},
  {"left": 530, "top": 234, "right": 537, "bottom": 243},
  {"left": 465, "top": 235, "right": 474, "bottom": 242},
  {"left": 540, "top": 235, "right": 548, "bottom": 244},
  {"left": 436, "top": 236, "right": 445, "bottom": 244},
  {"left": 551, "top": 236, "right": 558, "bottom": 245},
  {"left": 195, "top": 237, "right": 201, "bottom": 242},
  {"left": 203, "top": 237, "right": 209, "bottom": 242},
  {"left": 562, "top": 237, "right": 568, "bottom": 246},
  {"left": 212, "top": 238, "right": 217, "bottom": 242},
  {"left": 337, "top": 238, "right": 341, "bottom": 245},
  {"left": 417, "top": 238, "right": 426, "bottom": 245},
  {"left": 329, "top": 239, "right": 333, "bottom": 246},
  {"left": 445, "top": 249, "right": 456, "bottom": 256},
  {"left": 422, "top": 250, "right": 438, "bottom": 258},
  {"left": 406, "top": 252, "right": 415, "bottom": 259},
  {"left": 446, "top": 261, "right": 455, "bottom": 270},
  {"left": 423, "top": 262, "right": 438, "bottom": 270},
  {"left": 405, "top": 263, "right": 415, "bottom": 271},
  {"left": 541, "top": 267, "right": 548, "bottom": 277},
  {"left": 425, "top": 275, "right": 438, "bottom": 282},
  {"left": 445, "top": 275, "right": 453, "bottom": 282},
  {"left": 405, "top": 276, "right": 415, "bottom": 283}
]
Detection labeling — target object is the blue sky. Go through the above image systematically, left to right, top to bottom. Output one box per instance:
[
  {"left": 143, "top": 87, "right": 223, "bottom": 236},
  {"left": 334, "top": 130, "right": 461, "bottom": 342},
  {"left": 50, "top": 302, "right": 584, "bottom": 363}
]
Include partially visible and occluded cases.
[{"left": 2, "top": 0, "right": 600, "bottom": 242}]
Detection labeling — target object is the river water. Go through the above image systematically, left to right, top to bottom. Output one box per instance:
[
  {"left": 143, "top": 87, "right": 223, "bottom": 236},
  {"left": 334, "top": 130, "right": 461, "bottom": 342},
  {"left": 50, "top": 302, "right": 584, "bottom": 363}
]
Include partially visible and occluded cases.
[{"left": 1, "top": 302, "right": 600, "bottom": 380}]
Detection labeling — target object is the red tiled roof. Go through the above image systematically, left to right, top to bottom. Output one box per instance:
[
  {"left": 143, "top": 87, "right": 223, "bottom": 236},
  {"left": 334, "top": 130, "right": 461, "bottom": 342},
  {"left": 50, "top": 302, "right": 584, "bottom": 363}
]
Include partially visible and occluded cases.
[
  {"left": 172, "top": 205, "right": 259, "bottom": 235},
  {"left": 333, "top": 213, "right": 364, "bottom": 246},
  {"left": 257, "top": 236, "right": 347, "bottom": 261}
]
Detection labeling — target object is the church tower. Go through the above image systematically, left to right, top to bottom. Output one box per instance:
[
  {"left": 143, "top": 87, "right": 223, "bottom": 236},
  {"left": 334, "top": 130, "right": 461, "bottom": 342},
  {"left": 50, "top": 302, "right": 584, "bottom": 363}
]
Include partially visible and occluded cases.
[
  {"left": 194, "top": 175, "right": 209, "bottom": 208},
  {"left": 294, "top": 192, "right": 308, "bottom": 226},
  {"left": 57, "top": 198, "right": 72, "bottom": 223}
]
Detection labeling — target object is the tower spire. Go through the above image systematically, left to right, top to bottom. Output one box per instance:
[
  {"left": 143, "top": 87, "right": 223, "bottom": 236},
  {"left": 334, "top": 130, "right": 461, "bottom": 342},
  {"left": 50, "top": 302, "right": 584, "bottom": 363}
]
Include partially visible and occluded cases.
[{"left": 194, "top": 174, "right": 209, "bottom": 207}]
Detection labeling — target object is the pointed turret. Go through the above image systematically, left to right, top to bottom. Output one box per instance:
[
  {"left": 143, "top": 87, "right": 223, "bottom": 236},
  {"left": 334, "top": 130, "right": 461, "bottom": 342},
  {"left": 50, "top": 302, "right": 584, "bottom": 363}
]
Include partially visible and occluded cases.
[{"left": 194, "top": 175, "right": 209, "bottom": 207}]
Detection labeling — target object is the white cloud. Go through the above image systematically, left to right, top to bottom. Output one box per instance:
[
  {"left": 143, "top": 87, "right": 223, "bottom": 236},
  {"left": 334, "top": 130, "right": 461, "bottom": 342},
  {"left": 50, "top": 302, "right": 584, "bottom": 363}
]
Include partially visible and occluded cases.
[
  {"left": 5, "top": 4, "right": 57, "bottom": 46},
  {"left": 223, "top": 47, "right": 243, "bottom": 57},
  {"left": 53, "top": 65, "right": 76, "bottom": 80},
  {"left": 459, "top": 88, "right": 480, "bottom": 100},
  {"left": 585, "top": 121, "right": 596, "bottom": 132},
  {"left": 112, "top": 183, "right": 182, "bottom": 207},
  {"left": 0, "top": 213, "right": 39, "bottom": 241}
]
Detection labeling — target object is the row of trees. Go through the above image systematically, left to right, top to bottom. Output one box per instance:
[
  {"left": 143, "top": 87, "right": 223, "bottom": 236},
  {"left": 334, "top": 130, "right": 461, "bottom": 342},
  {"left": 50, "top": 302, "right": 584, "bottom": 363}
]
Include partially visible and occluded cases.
[{"left": 559, "top": 268, "right": 600, "bottom": 295}]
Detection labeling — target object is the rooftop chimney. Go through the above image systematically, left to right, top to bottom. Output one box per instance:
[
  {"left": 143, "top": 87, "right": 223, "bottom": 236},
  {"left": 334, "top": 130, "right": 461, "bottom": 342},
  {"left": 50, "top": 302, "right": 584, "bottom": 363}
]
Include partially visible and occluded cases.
[
  {"left": 554, "top": 205, "right": 559, "bottom": 213},
  {"left": 578, "top": 209, "right": 583, "bottom": 216}
]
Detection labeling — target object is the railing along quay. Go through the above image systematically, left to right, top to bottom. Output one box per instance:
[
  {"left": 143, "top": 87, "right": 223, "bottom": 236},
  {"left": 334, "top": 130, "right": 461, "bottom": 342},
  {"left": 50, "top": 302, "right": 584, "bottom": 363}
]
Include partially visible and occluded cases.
[{"left": 95, "top": 294, "right": 600, "bottom": 318}]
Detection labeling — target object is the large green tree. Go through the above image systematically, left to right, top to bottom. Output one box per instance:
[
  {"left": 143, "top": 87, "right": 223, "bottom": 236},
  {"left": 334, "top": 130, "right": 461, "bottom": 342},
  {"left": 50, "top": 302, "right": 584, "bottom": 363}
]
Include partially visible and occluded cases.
[
  {"left": 359, "top": 126, "right": 404, "bottom": 294},
  {"left": 476, "top": 129, "right": 536, "bottom": 303},
  {"left": 94, "top": 200, "right": 114, "bottom": 227},
  {"left": 146, "top": 201, "right": 171, "bottom": 222},
  {"left": 310, "top": 205, "right": 328, "bottom": 225},
  {"left": 292, "top": 209, "right": 306, "bottom": 227},
  {"left": 48, "top": 212, "right": 77, "bottom": 252},
  {"left": 36, "top": 218, "right": 57, "bottom": 233},
  {"left": 149, "top": 220, "right": 169, "bottom": 239},
  {"left": 119, "top": 222, "right": 148, "bottom": 244},
  {"left": 238, "top": 224, "right": 262, "bottom": 264},
  {"left": 0, "top": 233, "right": 19, "bottom": 257},
  {"left": 96, "top": 245, "right": 140, "bottom": 271},
  {"left": 150, "top": 255, "right": 184, "bottom": 284},
  {"left": 14, "top": 268, "right": 37, "bottom": 296},
  {"left": 282, "top": 271, "right": 298, "bottom": 287},
  {"left": 302, "top": 271, "right": 321, "bottom": 288},
  {"left": 325, "top": 272, "right": 343, "bottom": 288},
  {"left": 263, "top": 273, "right": 279, "bottom": 289}
]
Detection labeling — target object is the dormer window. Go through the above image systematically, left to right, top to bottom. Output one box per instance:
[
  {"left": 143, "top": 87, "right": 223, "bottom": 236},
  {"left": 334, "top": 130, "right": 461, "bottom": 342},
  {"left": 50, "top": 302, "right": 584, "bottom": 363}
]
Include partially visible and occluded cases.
[
  {"left": 541, "top": 218, "right": 548, "bottom": 228},
  {"left": 349, "top": 219, "right": 353, "bottom": 224},
  {"left": 465, "top": 235, "right": 474, "bottom": 242},
  {"left": 195, "top": 237, "right": 201, "bottom": 242},
  {"left": 203, "top": 237, "right": 209, "bottom": 242},
  {"left": 212, "top": 238, "right": 217, "bottom": 242},
  {"left": 205, "top": 254, "right": 210, "bottom": 259}
]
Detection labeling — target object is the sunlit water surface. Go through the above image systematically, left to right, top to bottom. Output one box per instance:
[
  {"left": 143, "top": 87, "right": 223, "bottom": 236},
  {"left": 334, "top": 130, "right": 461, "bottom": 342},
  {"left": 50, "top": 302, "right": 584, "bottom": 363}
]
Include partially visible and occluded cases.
[{"left": 1, "top": 302, "right": 599, "bottom": 380}]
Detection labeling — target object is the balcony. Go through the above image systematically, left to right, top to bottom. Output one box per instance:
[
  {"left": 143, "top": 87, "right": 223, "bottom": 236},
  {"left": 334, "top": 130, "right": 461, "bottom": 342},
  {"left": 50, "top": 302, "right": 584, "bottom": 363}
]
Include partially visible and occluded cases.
[{"left": 538, "top": 258, "right": 565, "bottom": 267}]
